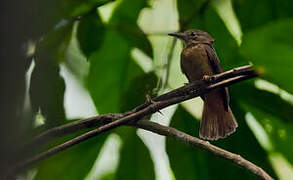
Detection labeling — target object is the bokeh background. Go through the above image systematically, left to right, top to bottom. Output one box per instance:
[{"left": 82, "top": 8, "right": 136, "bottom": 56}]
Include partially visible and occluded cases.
[{"left": 2, "top": 0, "right": 293, "bottom": 179}]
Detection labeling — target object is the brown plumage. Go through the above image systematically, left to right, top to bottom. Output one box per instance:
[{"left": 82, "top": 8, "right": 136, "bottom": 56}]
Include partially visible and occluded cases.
[{"left": 168, "top": 29, "right": 237, "bottom": 140}]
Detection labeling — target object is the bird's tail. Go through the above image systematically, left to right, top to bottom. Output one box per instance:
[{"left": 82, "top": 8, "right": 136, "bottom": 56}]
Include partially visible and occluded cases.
[{"left": 200, "top": 92, "right": 238, "bottom": 140}]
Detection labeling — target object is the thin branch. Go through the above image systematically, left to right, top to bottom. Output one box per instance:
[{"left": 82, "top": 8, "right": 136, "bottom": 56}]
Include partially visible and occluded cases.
[
  {"left": 11, "top": 65, "right": 260, "bottom": 177},
  {"left": 23, "top": 65, "right": 254, "bottom": 151},
  {"left": 135, "top": 120, "right": 274, "bottom": 180}
]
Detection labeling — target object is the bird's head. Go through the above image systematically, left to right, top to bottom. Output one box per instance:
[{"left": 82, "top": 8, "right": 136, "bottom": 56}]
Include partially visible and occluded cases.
[{"left": 168, "top": 29, "right": 214, "bottom": 46}]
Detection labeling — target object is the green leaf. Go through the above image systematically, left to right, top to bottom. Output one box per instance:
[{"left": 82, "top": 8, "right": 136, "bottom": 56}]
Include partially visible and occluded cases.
[
  {"left": 30, "top": 0, "right": 113, "bottom": 38},
  {"left": 109, "top": 0, "right": 153, "bottom": 58},
  {"left": 177, "top": 0, "right": 207, "bottom": 28},
  {"left": 234, "top": 0, "right": 293, "bottom": 31},
  {"left": 77, "top": 12, "right": 105, "bottom": 58},
  {"left": 240, "top": 19, "right": 293, "bottom": 94},
  {"left": 36, "top": 21, "right": 73, "bottom": 63},
  {"left": 88, "top": 30, "right": 141, "bottom": 113},
  {"left": 231, "top": 82, "right": 293, "bottom": 123},
  {"left": 241, "top": 102, "right": 293, "bottom": 167},
  {"left": 167, "top": 106, "right": 276, "bottom": 180},
  {"left": 114, "top": 128, "right": 155, "bottom": 180},
  {"left": 35, "top": 132, "right": 108, "bottom": 180}
]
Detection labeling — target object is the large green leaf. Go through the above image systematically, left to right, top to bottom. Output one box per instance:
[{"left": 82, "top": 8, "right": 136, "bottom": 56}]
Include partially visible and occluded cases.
[
  {"left": 87, "top": 0, "right": 155, "bottom": 114},
  {"left": 109, "top": 0, "right": 153, "bottom": 58},
  {"left": 177, "top": 0, "right": 207, "bottom": 29},
  {"left": 234, "top": 0, "right": 293, "bottom": 32},
  {"left": 77, "top": 12, "right": 105, "bottom": 58},
  {"left": 240, "top": 19, "right": 293, "bottom": 94},
  {"left": 88, "top": 30, "right": 143, "bottom": 114},
  {"left": 231, "top": 82, "right": 293, "bottom": 123},
  {"left": 241, "top": 102, "right": 293, "bottom": 167},
  {"left": 167, "top": 106, "right": 276, "bottom": 180},
  {"left": 114, "top": 127, "right": 155, "bottom": 180},
  {"left": 35, "top": 132, "right": 108, "bottom": 180}
]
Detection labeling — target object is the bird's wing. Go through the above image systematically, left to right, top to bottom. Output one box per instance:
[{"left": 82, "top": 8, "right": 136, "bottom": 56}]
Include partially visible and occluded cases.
[{"left": 205, "top": 44, "right": 230, "bottom": 111}]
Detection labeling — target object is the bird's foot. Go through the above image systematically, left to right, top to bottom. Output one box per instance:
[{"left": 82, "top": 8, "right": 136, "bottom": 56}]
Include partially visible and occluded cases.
[{"left": 202, "top": 75, "right": 214, "bottom": 82}]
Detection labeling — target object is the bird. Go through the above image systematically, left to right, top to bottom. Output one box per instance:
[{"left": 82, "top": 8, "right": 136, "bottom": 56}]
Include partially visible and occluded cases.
[{"left": 168, "top": 29, "right": 237, "bottom": 140}]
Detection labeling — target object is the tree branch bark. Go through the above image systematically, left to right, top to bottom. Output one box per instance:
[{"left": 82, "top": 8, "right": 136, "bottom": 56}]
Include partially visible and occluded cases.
[{"left": 9, "top": 65, "right": 274, "bottom": 180}]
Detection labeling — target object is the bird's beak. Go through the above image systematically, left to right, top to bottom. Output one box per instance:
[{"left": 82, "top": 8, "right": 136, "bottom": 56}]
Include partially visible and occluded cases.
[{"left": 168, "top": 32, "right": 186, "bottom": 40}]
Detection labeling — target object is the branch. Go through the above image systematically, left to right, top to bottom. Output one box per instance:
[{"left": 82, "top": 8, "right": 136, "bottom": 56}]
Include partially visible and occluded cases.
[
  {"left": 10, "top": 65, "right": 273, "bottom": 180},
  {"left": 23, "top": 65, "right": 254, "bottom": 151},
  {"left": 135, "top": 120, "right": 273, "bottom": 180}
]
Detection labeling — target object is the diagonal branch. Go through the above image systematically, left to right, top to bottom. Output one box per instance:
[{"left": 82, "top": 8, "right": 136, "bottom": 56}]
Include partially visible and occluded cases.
[
  {"left": 9, "top": 65, "right": 274, "bottom": 180},
  {"left": 23, "top": 65, "right": 254, "bottom": 151},
  {"left": 136, "top": 120, "right": 273, "bottom": 180}
]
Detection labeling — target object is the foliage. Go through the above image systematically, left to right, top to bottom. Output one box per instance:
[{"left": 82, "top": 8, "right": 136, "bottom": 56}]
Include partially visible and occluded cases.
[{"left": 9, "top": 0, "right": 293, "bottom": 179}]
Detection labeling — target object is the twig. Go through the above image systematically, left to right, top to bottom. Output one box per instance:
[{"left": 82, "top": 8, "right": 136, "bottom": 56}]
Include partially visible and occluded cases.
[
  {"left": 11, "top": 65, "right": 259, "bottom": 176},
  {"left": 135, "top": 120, "right": 274, "bottom": 180}
]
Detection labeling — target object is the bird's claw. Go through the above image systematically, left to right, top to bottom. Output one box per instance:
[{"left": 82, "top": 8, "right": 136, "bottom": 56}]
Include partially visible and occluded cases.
[{"left": 202, "top": 75, "right": 213, "bottom": 82}]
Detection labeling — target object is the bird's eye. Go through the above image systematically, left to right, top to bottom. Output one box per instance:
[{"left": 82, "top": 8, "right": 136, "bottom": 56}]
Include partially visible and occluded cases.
[{"left": 190, "top": 32, "right": 196, "bottom": 36}]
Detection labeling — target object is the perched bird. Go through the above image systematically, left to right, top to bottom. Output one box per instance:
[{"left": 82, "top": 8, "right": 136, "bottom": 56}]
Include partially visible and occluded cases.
[{"left": 168, "top": 29, "right": 237, "bottom": 140}]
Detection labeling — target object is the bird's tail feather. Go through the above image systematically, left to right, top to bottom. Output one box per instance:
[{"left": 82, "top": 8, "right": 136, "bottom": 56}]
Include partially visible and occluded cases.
[{"left": 200, "top": 97, "right": 237, "bottom": 140}]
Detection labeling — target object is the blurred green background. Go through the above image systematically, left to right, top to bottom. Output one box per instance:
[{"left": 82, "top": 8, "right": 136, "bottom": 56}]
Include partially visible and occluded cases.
[{"left": 3, "top": 0, "right": 293, "bottom": 179}]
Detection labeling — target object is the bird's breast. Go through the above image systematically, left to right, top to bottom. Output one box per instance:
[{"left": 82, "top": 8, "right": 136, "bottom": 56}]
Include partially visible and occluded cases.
[{"left": 180, "top": 44, "right": 213, "bottom": 82}]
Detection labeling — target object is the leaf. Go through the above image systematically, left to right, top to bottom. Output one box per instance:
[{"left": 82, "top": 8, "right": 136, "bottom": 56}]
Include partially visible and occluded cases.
[
  {"left": 29, "top": 0, "right": 114, "bottom": 38},
  {"left": 109, "top": 0, "right": 153, "bottom": 58},
  {"left": 177, "top": 0, "right": 207, "bottom": 28},
  {"left": 234, "top": 0, "right": 293, "bottom": 32},
  {"left": 77, "top": 12, "right": 105, "bottom": 58},
  {"left": 240, "top": 19, "right": 293, "bottom": 94},
  {"left": 36, "top": 21, "right": 73, "bottom": 63},
  {"left": 88, "top": 30, "right": 141, "bottom": 113},
  {"left": 231, "top": 82, "right": 293, "bottom": 123},
  {"left": 241, "top": 102, "right": 293, "bottom": 167},
  {"left": 167, "top": 106, "right": 276, "bottom": 180},
  {"left": 114, "top": 127, "right": 155, "bottom": 180},
  {"left": 34, "top": 132, "right": 108, "bottom": 180}
]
